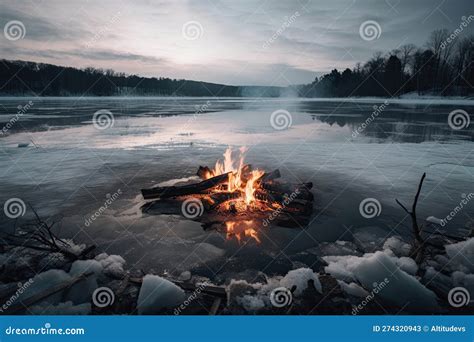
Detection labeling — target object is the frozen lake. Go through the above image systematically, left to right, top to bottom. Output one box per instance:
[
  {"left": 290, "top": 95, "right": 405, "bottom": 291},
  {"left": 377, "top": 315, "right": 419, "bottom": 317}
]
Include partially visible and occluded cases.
[{"left": 1, "top": 97, "right": 473, "bottom": 282}]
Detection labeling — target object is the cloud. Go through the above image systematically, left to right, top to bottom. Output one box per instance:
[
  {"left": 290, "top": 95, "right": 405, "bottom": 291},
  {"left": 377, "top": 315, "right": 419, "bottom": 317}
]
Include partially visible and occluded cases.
[{"left": 0, "top": 0, "right": 473, "bottom": 85}]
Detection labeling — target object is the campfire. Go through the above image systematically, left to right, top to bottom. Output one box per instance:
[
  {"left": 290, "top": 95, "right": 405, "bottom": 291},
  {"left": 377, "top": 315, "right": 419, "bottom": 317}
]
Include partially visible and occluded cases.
[{"left": 141, "top": 147, "right": 314, "bottom": 243}]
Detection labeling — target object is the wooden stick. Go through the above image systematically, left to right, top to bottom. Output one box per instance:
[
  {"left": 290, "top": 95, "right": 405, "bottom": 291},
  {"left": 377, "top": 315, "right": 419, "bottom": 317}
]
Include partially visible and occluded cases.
[
  {"left": 141, "top": 172, "right": 231, "bottom": 199},
  {"left": 5, "top": 272, "right": 94, "bottom": 314}
]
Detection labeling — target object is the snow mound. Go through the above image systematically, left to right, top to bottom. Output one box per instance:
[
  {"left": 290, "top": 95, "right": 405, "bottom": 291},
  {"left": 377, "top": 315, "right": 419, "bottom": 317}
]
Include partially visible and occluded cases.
[
  {"left": 383, "top": 236, "right": 411, "bottom": 257},
  {"left": 445, "top": 237, "right": 474, "bottom": 273},
  {"left": 324, "top": 251, "right": 439, "bottom": 312},
  {"left": 95, "top": 253, "right": 126, "bottom": 278},
  {"left": 280, "top": 268, "right": 322, "bottom": 295},
  {"left": 137, "top": 275, "right": 185, "bottom": 314}
]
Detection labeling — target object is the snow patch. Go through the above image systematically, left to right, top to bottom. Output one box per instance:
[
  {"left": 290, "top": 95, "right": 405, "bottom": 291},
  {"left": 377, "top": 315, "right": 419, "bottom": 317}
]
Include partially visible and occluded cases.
[{"left": 280, "top": 268, "right": 322, "bottom": 295}]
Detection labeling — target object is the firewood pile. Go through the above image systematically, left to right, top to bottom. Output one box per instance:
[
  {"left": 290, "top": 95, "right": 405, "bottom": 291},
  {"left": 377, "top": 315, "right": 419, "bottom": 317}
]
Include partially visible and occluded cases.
[{"left": 141, "top": 147, "right": 314, "bottom": 242}]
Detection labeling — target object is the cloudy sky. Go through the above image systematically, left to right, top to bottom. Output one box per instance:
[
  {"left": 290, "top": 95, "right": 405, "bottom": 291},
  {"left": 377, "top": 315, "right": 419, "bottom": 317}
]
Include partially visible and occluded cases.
[{"left": 0, "top": 0, "right": 472, "bottom": 86}]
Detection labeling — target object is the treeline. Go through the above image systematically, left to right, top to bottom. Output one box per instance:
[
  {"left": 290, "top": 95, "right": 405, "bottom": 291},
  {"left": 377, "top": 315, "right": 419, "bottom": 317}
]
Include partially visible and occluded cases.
[
  {"left": 299, "top": 29, "right": 474, "bottom": 97},
  {"left": 0, "top": 60, "right": 282, "bottom": 97}
]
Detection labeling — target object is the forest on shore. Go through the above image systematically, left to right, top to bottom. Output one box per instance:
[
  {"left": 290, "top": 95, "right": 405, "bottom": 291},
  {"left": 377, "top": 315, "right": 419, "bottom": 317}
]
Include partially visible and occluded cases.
[{"left": 1, "top": 29, "right": 472, "bottom": 97}]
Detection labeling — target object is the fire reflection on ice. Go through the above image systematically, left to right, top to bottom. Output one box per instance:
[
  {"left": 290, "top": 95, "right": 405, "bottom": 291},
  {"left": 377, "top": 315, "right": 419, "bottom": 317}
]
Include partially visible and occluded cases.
[{"left": 225, "top": 220, "right": 262, "bottom": 243}]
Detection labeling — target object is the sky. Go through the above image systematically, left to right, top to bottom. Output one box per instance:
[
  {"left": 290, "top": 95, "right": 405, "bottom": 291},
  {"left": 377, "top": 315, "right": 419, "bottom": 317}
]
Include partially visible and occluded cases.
[{"left": 0, "top": 0, "right": 473, "bottom": 86}]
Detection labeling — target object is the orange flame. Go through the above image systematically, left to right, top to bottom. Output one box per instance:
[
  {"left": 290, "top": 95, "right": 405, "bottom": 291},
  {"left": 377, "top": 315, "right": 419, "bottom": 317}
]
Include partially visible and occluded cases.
[
  {"left": 205, "top": 147, "right": 264, "bottom": 210},
  {"left": 225, "top": 220, "right": 261, "bottom": 243}
]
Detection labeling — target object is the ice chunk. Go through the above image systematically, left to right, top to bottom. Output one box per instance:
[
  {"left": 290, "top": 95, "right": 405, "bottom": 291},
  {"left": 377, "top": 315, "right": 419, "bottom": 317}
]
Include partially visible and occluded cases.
[
  {"left": 383, "top": 236, "right": 411, "bottom": 257},
  {"left": 445, "top": 238, "right": 474, "bottom": 273},
  {"left": 324, "top": 251, "right": 439, "bottom": 312},
  {"left": 280, "top": 268, "right": 322, "bottom": 295},
  {"left": 137, "top": 275, "right": 185, "bottom": 314},
  {"left": 337, "top": 281, "right": 369, "bottom": 298},
  {"left": 236, "top": 295, "right": 266, "bottom": 312}
]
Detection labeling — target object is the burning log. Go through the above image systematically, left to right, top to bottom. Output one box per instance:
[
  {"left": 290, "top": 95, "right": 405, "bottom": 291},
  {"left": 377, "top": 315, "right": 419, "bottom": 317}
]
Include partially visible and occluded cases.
[
  {"left": 140, "top": 147, "right": 315, "bottom": 242},
  {"left": 141, "top": 172, "right": 231, "bottom": 200}
]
